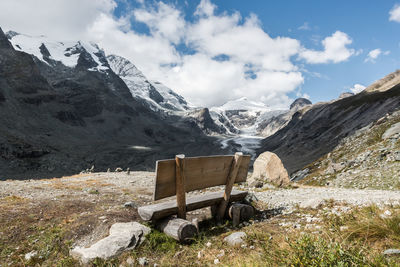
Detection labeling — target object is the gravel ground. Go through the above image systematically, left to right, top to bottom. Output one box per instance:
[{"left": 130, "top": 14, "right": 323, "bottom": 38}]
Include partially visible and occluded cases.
[
  {"left": 0, "top": 172, "right": 155, "bottom": 202},
  {"left": 2, "top": 172, "right": 400, "bottom": 210},
  {"left": 254, "top": 187, "right": 400, "bottom": 209}
]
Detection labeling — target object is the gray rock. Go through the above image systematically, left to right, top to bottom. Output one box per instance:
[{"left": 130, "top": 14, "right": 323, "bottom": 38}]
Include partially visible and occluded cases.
[
  {"left": 382, "top": 122, "right": 400, "bottom": 140},
  {"left": 248, "top": 151, "right": 290, "bottom": 187},
  {"left": 115, "top": 167, "right": 123, "bottom": 172},
  {"left": 244, "top": 193, "right": 258, "bottom": 204},
  {"left": 124, "top": 201, "right": 137, "bottom": 208},
  {"left": 71, "top": 222, "right": 150, "bottom": 264},
  {"left": 224, "top": 232, "right": 247, "bottom": 247},
  {"left": 383, "top": 249, "right": 400, "bottom": 255},
  {"left": 24, "top": 251, "right": 37, "bottom": 261},
  {"left": 138, "top": 257, "right": 149, "bottom": 266}
]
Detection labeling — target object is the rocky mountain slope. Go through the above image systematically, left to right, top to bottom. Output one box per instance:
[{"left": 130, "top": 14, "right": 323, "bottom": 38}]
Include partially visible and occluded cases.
[
  {"left": 0, "top": 28, "right": 224, "bottom": 179},
  {"left": 107, "top": 54, "right": 191, "bottom": 112},
  {"left": 258, "top": 70, "right": 400, "bottom": 174},
  {"left": 256, "top": 98, "right": 312, "bottom": 137},
  {"left": 292, "top": 109, "right": 400, "bottom": 189}
]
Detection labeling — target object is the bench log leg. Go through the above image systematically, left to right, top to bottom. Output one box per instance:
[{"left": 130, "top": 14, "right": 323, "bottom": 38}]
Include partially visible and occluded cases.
[
  {"left": 229, "top": 203, "right": 254, "bottom": 227},
  {"left": 157, "top": 217, "right": 198, "bottom": 243}
]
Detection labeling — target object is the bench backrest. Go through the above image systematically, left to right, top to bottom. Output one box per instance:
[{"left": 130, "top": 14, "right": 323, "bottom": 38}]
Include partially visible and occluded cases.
[{"left": 153, "top": 154, "right": 251, "bottom": 201}]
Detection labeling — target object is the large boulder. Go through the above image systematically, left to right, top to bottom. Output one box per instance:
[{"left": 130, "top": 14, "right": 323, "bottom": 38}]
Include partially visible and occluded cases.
[
  {"left": 248, "top": 152, "right": 290, "bottom": 187},
  {"left": 70, "top": 222, "right": 151, "bottom": 264}
]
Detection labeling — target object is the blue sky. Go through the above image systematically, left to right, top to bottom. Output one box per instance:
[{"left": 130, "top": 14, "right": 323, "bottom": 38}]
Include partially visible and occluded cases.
[{"left": 1, "top": 0, "right": 399, "bottom": 108}]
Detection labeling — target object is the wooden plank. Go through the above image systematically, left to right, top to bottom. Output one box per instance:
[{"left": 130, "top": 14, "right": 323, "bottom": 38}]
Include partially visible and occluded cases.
[
  {"left": 216, "top": 152, "right": 243, "bottom": 220},
  {"left": 153, "top": 154, "right": 251, "bottom": 200},
  {"left": 175, "top": 154, "right": 186, "bottom": 219},
  {"left": 139, "top": 189, "right": 248, "bottom": 221}
]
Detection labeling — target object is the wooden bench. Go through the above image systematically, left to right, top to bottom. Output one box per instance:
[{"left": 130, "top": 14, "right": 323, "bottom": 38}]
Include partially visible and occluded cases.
[{"left": 138, "top": 152, "right": 252, "bottom": 242}]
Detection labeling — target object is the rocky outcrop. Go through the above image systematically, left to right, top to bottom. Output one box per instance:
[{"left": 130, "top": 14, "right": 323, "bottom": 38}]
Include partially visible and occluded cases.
[
  {"left": 257, "top": 98, "right": 312, "bottom": 137},
  {"left": 290, "top": 98, "right": 312, "bottom": 110},
  {"left": 187, "top": 108, "right": 227, "bottom": 135},
  {"left": 248, "top": 151, "right": 290, "bottom": 187},
  {"left": 71, "top": 222, "right": 150, "bottom": 264}
]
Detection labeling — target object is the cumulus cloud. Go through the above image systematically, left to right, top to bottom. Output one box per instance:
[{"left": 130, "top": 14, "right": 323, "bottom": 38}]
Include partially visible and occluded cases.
[
  {"left": 0, "top": 0, "right": 356, "bottom": 108},
  {"left": 0, "top": 0, "right": 116, "bottom": 41},
  {"left": 389, "top": 4, "right": 400, "bottom": 22},
  {"left": 299, "top": 31, "right": 355, "bottom": 63},
  {"left": 364, "top": 48, "right": 390, "bottom": 63},
  {"left": 349, "top": 84, "right": 366, "bottom": 94}
]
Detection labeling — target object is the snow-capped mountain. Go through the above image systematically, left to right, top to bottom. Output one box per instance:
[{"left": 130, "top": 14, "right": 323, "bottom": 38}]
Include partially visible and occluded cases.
[
  {"left": 7, "top": 31, "right": 109, "bottom": 72},
  {"left": 6, "top": 32, "right": 191, "bottom": 114},
  {"left": 107, "top": 54, "right": 190, "bottom": 112},
  {"left": 210, "top": 97, "right": 286, "bottom": 135}
]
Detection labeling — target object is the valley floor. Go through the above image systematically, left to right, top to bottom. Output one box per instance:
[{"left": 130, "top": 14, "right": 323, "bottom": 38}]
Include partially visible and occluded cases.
[{"left": 1, "top": 172, "right": 400, "bottom": 266}]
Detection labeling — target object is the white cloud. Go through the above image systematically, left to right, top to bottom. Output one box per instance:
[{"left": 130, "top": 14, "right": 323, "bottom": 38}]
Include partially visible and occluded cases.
[
  {"left": 0, "top": 0, "right": 356, "bottom": 108},
  {"left": 0, "top": 0, "right": 116, "bottom": 41},
  {"left": 133, "top": 2, "right": 185, "bottom": 44},
  {"left": 389, "top": 4, "right": 400, "bottom": 22},
  {"left": 298, "top": 22, "right": 311, "bottom": 31},
  {"left": 299, "top": 31, "right": 355, "bottom": 64},
  {"left": 364, "top": 48, "right": 390, "bottom": 63},
  {"left": 349, "top": 84, "right": 366, "bottom": 94}
]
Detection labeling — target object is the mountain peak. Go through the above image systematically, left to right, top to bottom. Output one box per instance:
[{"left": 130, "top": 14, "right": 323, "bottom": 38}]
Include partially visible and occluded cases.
[
  {"left": 0, "top": 27, "right": 12, "bottom": 49},
  {"left": 218, "top": 97, "right": 270, "bottom": 112},
  {"left": 290, "top": 98, "right": 312, "bottom": 110}
]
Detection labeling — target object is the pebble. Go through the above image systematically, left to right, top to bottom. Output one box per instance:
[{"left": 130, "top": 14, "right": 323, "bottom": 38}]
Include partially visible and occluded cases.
[
  {"left": 124, "top": 201, "right": 136, "bottom": 208},
  {"left": 383, "top": 249, "right": 400, "bottom": 255},
  {"left": 24, "top": 251, "right": 37, "bottom": 261},
  {"left": 138, "top": 257, "right": 149, "bottom": 266},
  {"left": 214, "top": 259, "right": 220, "bottom": 264}
]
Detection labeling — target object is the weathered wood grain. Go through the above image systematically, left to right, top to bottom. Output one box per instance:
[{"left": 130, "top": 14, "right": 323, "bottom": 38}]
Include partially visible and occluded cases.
[
  {"left": 216, "top": 152, "right": 243, "bottom": 220},
  {"left": 153, "top": 154, "right": 251, "bottom": 200},
  {"left": 175, "top": 154, "right": 186, "bottom": 219},
  {"left": 157, "top": 217, "right": 198, "bottom": 243}
]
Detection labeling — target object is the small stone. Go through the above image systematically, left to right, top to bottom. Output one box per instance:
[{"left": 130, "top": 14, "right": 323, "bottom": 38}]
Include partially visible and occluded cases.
[
  {"left": 115, "top": 167, "right": 123, "bottom": 172},
  {"left": 126, "top": 168, "right": 130, "bottom": 175},
  {"left": 124, "top": 201, "right": 136, "bottom": 208},
  {"left": 384, "top": 210, "right": 392, "bottom": 216},
  {"left": 340, "top": 226, "right": 349, "bottom": 231},
  {"left": 224, "top": 232, "right": 247, "bottom": 247},
  {"left": 206, "top": 241, "right": 212, "bottom": 247},
  {"left": 249, "top": 245, "right": 255, "bottom": 249},
  {"left": 216, "top": 249, "right": 225, "bottom": 258},
  {"left": 383, "top": 249, "right": 400, "bottom": 255},
  {"left": 25, "top": 251, "right": 37, "bottom": 261},
  {"left": 197, "top": 251, "right": 203, "bottom": 259},
  {"left": 126, "top": 257, "right": 135, "bottom": 266},
  {"left": 138, "top": 257, "right": 149, "bottom": 266},
  {"left": 214, "top": 259, "right": 220, "bottom": 264}
]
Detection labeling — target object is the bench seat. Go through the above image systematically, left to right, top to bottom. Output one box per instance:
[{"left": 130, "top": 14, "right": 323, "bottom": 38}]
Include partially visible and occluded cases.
[{"left": 138, "top": 189, "right": 248, "bottom": 221}]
